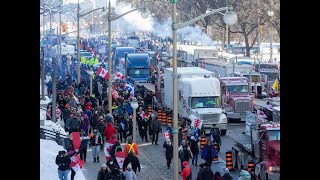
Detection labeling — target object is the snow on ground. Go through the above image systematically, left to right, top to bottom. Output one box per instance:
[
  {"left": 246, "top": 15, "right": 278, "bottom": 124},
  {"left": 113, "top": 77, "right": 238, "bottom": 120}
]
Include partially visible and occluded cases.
[
  {"left": 40, "top": 96, "right": 51, "bottom": 105},
  {"left": 40, "top": 139, "right": 86, "bottom": 180}
]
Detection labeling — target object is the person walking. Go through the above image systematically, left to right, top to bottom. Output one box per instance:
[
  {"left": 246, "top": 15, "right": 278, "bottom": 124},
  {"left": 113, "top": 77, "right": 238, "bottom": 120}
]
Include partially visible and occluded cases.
[
  {"left": 149, "top": 114, "right": 162, "bottom": 145},
  {"left": 140, "top": 115, "right": 149, "bottom": 142},
  {"left": 104, "top": 121, "right": 117, "bottom": 142},
  {"left": 210, "top": 124, "right": 221, "bottom": 152},
  {"left": 89, "top": 127, "right": 103, "bottom": 163},
  {"left": 79, "top": 130, "right": 89, "bottom": 162},
  {"left": 190, "top": 136, "right": 200, "bottom": 166},
  {"left": 123, "top": 138, "right": 139, "bottom": 157},
  {"left": 163, "top": 138, "right": 173, "bottom": 169},
  {"left": 201, "top": 139, "right": 216, "bottom": 167},
  {"left": 179, "top": 140, "right": 193, "bottom": 172},
  {"left": 55, "top": 150, "right": 71, "bottom": 180},
  {"left": 123, "top": 151, "right": 141, "bottom": 174},
  {"left": 180, "top": 161, "right": 192, "bottom": 180},
  {"left": 196, "top": 162, "right": 213, "bottom": 180},
  {"left": 97, "top": 163, "right": 110, "bottom": 180},
  {"left": 123, "top": 163, "right": 137, "bottom": 180},
  {"left": 222, "top": 168, "right": 233, "bottom": 180}
]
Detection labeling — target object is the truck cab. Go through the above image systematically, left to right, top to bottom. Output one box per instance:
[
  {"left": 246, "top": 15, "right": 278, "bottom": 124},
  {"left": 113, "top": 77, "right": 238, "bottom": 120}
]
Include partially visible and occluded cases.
[
  {"left": 114, "top": 47, "right": 135, "bottom": 73},
  {"left": 125, "top": 53, "right": 150, "bottom": 84},
  {"left": 232, "top": 72, "right": 264, "bottom": 99},
  {"left": 220, "top": 77, "right": 253, "bottom": 122},
  {"left": 256, "top": 123, "right": 280, "bottom": 180}
]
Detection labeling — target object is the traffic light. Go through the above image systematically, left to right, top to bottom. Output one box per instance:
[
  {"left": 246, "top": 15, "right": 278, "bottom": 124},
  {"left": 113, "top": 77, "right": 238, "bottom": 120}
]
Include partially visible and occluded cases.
[{"left": 61, "top": 23, "right": 67, "bottom": 33}]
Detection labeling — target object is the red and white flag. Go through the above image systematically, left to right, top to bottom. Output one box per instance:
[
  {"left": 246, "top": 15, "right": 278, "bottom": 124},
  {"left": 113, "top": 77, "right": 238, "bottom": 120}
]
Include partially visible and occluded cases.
[
  {"left": 156, "top": 51, "right": 161, "bottom": 61},
  {"left": 97, "top": 67, "right": 109, "bottom": 80},
  {"left": 115, "top": 72, "right": 125, "bottom": 80},
  {"left": 191, "top": 118, "right": 203, "bottom": 129},
  {"left": 163, "top": 132, "right": 170, "bottom": 139},
  {"left": 104, "top": 142, "right": 114, "bottom": 161},
  {"left": 115, "top": 151, "right": 126, "bottom": 169},
  {"left": 70, "top": 154, "right": 85, "bottom": 173}
]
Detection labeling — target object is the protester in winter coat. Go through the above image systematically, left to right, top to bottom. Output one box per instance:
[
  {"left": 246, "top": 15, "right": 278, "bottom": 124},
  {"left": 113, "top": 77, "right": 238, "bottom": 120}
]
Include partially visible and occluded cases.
[
  {"left": 81, "top": 114, "right": 90, "bottom": 134},
  {"left": 149, "top": 114, "right": 162, "bottom": 145},
  {"left": 68, "top": 115, "right": 81, "bottom": 134},
  {"left": 118, "top": 115, "right": 128, "bottom": 143},
  {"left": 141, "top": 116, "right": 149, "bottom": 142},
  {"left": 97, "top": 118, "right": 106, "bottom": 136},
  {"left": 104, "top": 122, "right": 117, "bottom": 141},
  {"left": 90, "top": 127, "right": 103, "bottom": 163},
  {"left": 79, "top": 130, "right": 89, "bottom": 162},
  {"left": 64, "top": 134, "right": 74, "bottom": 152},
  {"left": 108, "top": 134, "right": 121, "bottom": 160},
  {"left": 190, "top": 136, "right": 200, "bottom": 166},
  {"left": 124, "top": 138, "right": 139, "bottom": 157},
  {"left": 163, "top": 139, "right": 173, "bottom": 169},
  {"left": 201, "top": 139, "right": 216, "bottom": 167},
  {"left": 179, "top": 140, "right": 193, "bottom": 171},
  {"left": 56, "top": 150, "right": 71, "bottom": 180},
  {"left": 67, "top": 150, "right": 78, "bottom": 180},
  {"left": 123, "top": 150, "right": 141, "bottom": 174},
  {"left": 181, "top": 161, "right": 191, "bottom": 180},
  {"left": 196, "top": 162, "right": 213, "bottom": 180},
  {"left": 97, "top": 163, "right": 110, "bottom": 180},
  {"left": 123, "top": 163, "right": 137, "bottom": 180},
  {"left": 105, "top": 167, "right": 125, "bottom": 179},
  {"left": 222, "top": 168, "right": 233, "bottom": 180}
]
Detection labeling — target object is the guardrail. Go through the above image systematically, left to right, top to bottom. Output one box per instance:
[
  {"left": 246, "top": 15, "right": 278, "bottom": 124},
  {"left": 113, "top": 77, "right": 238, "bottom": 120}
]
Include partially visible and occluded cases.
[{"left": 40, "top": 127, "right": 68, "bottom": 146}]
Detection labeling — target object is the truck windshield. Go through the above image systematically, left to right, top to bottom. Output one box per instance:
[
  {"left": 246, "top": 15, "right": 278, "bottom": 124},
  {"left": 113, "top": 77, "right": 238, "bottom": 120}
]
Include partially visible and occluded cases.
[
  {"left": 128, "top": 68, "right": 149, "bottom": 76},
  {"left": 243, "top": 75, "right": 261, "bottom": 82},
  {"left": 227, "top": 85, "right": 249, "bottom": 93},
  {"left": 191, "top": 96, "right": 221, "bottom": 109},
  {"left": 267, "top": 130, "right": 280, "bottom": 140}
]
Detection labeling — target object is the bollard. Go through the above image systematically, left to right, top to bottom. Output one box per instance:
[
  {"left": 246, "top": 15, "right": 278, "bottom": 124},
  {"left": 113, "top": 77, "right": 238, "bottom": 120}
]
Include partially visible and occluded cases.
[
  {"left": 148, "top": 105, "right": 152, "bottom": 115},
  {"left": 162, "top": 111, "right": 167, "bottom": 126},
  {"left": 167, "top": 115, "right": 173, "bottom": 127},
  {"left": 182, "top": 128, "right": 187, "bottom": 140},
  {"left": 200, "top": 136, "right": 206, "bottom": 149},
  {"left": 213, "top": 143, "right": 219, "bottom": 161},
  {"left": 226, "top": 151, "right": 233, "bottom": 170},
  {"left": 248, "top": 160, "right": 255, "bottom": 172}
]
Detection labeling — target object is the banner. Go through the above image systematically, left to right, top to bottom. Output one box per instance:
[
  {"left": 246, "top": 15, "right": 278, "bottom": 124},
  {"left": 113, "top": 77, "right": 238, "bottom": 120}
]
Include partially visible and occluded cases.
[
  {"left": 72, "top": 132, "right": 80, "bottom": 150},
  {"left": 70, "top": 154, "right": 84, "bottom": 173}
]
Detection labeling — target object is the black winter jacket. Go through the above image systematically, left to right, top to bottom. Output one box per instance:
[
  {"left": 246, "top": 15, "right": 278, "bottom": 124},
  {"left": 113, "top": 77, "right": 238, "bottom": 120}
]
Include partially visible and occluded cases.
[
  {"left": 123, "top": 153, "right": 141, "bottom": 173},
  {"left": 55, "top": 155, "right": 71, "bottom": 171},
  {"left": 198, "top": 167, "right": 214, "bottom": 180}
]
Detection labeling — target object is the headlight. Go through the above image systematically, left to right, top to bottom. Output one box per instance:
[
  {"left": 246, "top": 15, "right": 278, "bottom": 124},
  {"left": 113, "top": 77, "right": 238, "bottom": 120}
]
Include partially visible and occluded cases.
[{"left": 269, "top": 166, "right": 280, "bottom": 172}]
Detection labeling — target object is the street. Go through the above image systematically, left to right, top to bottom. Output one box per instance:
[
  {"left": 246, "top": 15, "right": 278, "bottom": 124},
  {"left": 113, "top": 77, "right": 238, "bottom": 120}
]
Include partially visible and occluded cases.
[{"left": 82, "top": 124, "right": 244, "bottom": 179}]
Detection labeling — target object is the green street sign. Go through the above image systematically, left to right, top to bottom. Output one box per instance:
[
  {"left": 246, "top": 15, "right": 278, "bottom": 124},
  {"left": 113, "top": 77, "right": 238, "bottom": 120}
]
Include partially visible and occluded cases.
[{"left": 172, "top": 128, "right": 179, "bottom": 134}]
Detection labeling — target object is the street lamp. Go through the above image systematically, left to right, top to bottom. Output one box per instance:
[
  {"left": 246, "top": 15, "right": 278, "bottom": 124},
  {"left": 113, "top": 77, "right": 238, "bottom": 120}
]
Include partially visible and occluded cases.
[
  {"left": 77, "top": 0, "right": 105, "bottom": 85},
  {"left": 107, "top": 0, "right": 149, "bottom": 113},
  {"left": 171, "top": 1, "right": 237, "bottom": 179},
  {"left": 268, "top": 9, "right": 274, "bottom": 63},
  {"left": 130, "top": 97, "right": 139, "bottom": 144}
]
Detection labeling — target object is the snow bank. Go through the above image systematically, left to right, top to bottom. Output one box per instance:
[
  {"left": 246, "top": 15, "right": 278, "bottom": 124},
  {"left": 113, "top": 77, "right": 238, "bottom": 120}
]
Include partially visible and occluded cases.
[
  {"left": 40, "top": 96, "right": 51, "bottom": 105},
  {"left": 40, "top": 109, "right": 66, "bottom": 135},
  {"left": 40, "top": 139, "right": 87, "bottom": 180}
]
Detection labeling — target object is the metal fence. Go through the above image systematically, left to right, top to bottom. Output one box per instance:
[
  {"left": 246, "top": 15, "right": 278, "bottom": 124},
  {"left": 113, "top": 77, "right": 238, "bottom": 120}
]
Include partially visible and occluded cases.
[{"left": 40, "top": 127, "right": 68, "bottom": 146}]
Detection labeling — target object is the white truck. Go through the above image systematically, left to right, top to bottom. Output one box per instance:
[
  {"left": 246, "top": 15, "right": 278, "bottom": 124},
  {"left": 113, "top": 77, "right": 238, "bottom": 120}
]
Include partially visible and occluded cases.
[
  {"left": 53, "top": 43, "right": 75, "bottom": 56},
  {"left": 164, "top": 67, "right": 228, "bottom": 135}
]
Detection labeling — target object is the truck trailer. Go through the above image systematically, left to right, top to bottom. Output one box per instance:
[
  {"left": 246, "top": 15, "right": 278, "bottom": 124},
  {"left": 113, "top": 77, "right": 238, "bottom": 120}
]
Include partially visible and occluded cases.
[{"left": 164, "top": 67, "right": 227, "bottom": 135}]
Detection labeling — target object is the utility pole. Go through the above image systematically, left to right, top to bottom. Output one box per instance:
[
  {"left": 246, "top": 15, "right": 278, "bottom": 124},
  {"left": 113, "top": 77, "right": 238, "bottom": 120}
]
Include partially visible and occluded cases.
[
  {"left": 59, "top": 0, "right": 63, "bottom": 70},
  {"left": 77, "top": 0, "right": 81, "bottom": 85},
  {"left": 108, "top": 0, "right": 113, "bottom": 114},
  {"left": 225, "top": 0, "right": 229, "bottom": 52},
  {"left": 257, "top": 0, "right": 261, "bottom": 62},
  {"left": 172, "top": 1, "right": 179, "bottom": 179},
  {"left": 41, "top": 47, "right": 45, "bottom": 100},
  {"left": 52, "top": 56, "right": 57, "bottom": 123}
]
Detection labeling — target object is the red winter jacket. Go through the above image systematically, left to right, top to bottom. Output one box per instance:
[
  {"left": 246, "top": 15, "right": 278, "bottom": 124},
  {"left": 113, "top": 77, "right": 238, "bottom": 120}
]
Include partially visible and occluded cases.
[
  {"left": 104, "top": 122, "right": 117, "bottom": 140},
  {"left": 181, "top": 161, "right": 191, "bottom": 180}
]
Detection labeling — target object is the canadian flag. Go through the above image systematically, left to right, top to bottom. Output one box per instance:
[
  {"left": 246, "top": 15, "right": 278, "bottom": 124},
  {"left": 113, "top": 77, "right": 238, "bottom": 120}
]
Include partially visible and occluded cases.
[
  {"left": 156, "top": 51, "right": 161, "bottom": 61},
  {"left": 97, "top": 67, "right": 109, "bottom": 80},
  {"left": 115, "top": 72, "right": 125, "bottom": 80},
  {"left": 163, "top": 132, "right": 170, "bottom": 139},
  {"left": 104, "top": 142, "right": 114, "bottom": 161},
  {"left": 115, "top": 151, "right": 126, "bottom": 169},
  {"left": 70, "top": 154, "right": 85, "bottom": 173}
]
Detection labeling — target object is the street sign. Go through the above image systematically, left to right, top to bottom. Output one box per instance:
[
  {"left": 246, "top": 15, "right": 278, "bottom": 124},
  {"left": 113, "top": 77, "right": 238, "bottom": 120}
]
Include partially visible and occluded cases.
[{"left": 172, "top": 128, "right": 179, "bottom": 134}]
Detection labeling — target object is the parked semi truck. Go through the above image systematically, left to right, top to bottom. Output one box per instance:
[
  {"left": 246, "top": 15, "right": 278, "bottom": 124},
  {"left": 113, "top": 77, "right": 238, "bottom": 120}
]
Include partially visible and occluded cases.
[
  {"left": 125, "top": 53, "right": 150, "bottom": 84},
  {"left": 164, "top": 67, "right": 227, "bottom": 135},
  {"left": 220, "top": 77, "right": 253, "bottom": 122},
  {"left": 228, "top": 114, "right": 280, "bottom": 180}
]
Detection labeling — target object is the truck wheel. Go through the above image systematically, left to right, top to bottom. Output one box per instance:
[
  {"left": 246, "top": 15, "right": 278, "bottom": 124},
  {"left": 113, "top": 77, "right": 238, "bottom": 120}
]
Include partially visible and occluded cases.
[
  {"left": 220, "top": 129, "right": 227, "bottom": 136},
  {"left": 232, "top": 148, "right": 237, "bottom": 169}
]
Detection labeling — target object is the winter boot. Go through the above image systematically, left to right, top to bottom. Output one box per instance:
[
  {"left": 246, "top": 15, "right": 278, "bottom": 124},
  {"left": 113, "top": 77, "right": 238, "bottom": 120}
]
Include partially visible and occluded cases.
[
  {"left": 97, "top": 157, "right": 100, "bottom": 162},
  {"left": 93, "top": 158, "right": 96, "bottom": 163}
]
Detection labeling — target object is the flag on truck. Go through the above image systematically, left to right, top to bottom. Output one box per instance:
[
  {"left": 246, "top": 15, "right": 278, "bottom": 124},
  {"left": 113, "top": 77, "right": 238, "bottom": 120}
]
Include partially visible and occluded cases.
[
  {"left": 96, "top": 67, "right": 109, "bottom": 80},
  {"left": 272, "top": 78, "right": 279, "bottom": 93},
  {"left": 191, "top": 118, "right": 203, "bottom": 129}
]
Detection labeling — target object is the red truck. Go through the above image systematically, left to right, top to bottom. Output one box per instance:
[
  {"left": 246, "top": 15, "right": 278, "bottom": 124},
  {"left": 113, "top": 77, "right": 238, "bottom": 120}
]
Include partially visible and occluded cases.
[
  {"left": 220, "top": 77, "right": 254, "bottom": 123},
  {"left": 228, "top": 113, "right": 280, "bottom": 180}
]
